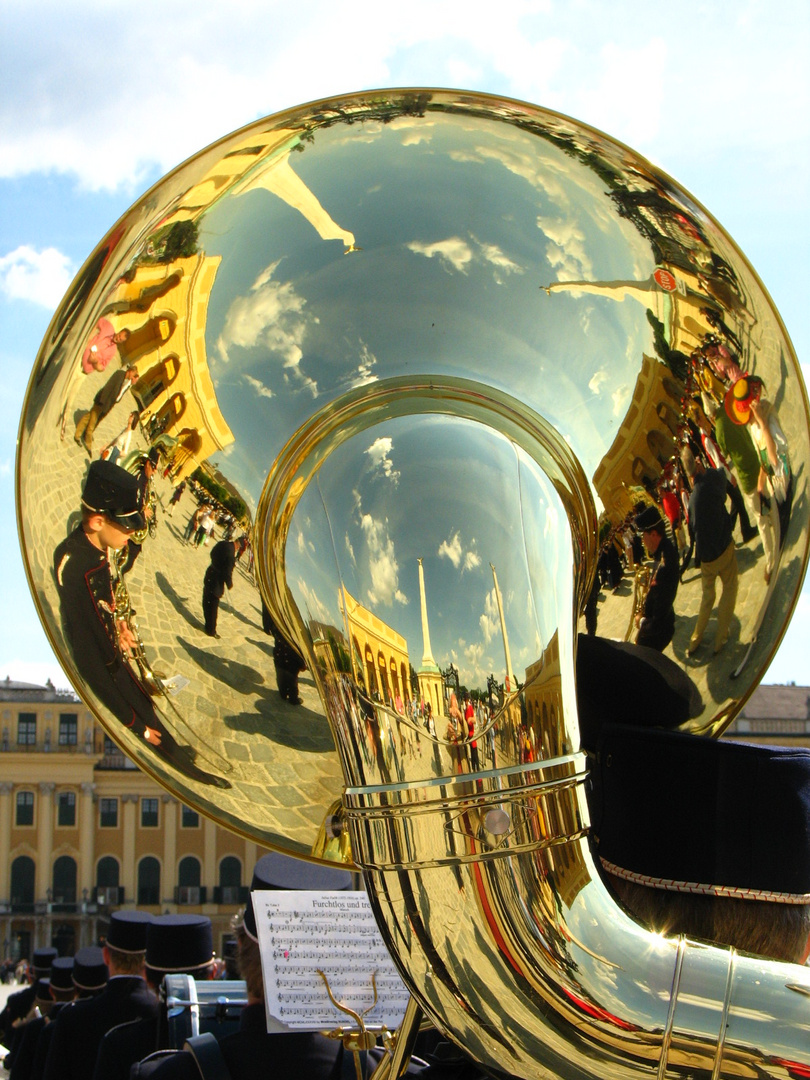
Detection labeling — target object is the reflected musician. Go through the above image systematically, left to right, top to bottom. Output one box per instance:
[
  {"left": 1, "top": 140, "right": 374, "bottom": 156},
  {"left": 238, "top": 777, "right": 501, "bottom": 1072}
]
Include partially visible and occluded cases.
[
  {"left": 53, "top": 460, "right": 229, "bottom": 789},
  {"left": 632, "top": 505, "right": 679, "bottom": 652}
]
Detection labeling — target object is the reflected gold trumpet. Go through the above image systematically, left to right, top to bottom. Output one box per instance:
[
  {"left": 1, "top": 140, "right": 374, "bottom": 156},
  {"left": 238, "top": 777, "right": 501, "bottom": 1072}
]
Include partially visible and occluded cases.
[{"left": 18, "top": 90, "right": 810, "bottom": 1077}]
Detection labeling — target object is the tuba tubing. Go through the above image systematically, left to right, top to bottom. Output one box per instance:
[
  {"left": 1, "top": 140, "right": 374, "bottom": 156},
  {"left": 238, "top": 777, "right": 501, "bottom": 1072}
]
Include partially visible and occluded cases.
[{"left": 344, "top": 757, "right": 810, "bottom": 1078}]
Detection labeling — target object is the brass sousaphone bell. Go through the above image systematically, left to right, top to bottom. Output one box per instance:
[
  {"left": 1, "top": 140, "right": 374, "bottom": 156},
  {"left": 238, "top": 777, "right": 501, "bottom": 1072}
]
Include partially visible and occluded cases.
[{"left": 18, "top": 90, "right": 810, "bottom": 1076}]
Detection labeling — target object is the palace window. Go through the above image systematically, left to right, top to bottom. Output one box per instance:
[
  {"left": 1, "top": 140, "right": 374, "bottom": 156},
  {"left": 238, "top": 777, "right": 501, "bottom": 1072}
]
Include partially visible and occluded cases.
[
  {"left": 17, "top": 713, "right": 36, "bottom": 746},
  {"left": 58, "top": 713, "right": 78, "bottom": 746},
  {"left": 16, "top": 790, "right": 34, "bottom": 826},
  {"left": 57, "top": 791, "right": 76, "bottom": 827},
  {"left": 99, "top": 797, "right": 118, "bottom": 828},
  {"left": 141, "top": 798, "right": 159, "bottom": 827}
]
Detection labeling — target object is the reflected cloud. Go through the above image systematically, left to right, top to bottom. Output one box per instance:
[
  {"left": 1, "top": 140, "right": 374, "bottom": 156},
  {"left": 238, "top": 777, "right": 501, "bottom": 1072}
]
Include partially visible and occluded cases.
[
  {"left": 537, "top": 214, "right": 594, "bottom": 282},
  {"left": 407, "top": 234, "right": 523, "bottom": 283},
  {"left": 407, "top": 237, "right": 473, "bottom": 274},
  {"left": 216, "top": 259, "right": 318, "bottom": 397},
  {"left": 350, "top": 341, "right": 379, "bottom": 388},
  {"left": 589, "top": 370, "right": 608, "bottom": 395},
  {"left": 242, "top": 373, "right": 274, "bottom": 399},
  {"left": 611, "top": 384, "right": 631, "bottom": 417},
  {"left": 365, "top": 436, "right": 400, "bottom": 484},
  {"left": 355, "top": 493, "right": 408, "bottom": 608},
  {"left": 437, "top": 531, "right": 480, "bottom": 572},
  {"left": 296, "top": 577, "right": 332, "bottom": 624},
  {"left": 479, "top": 587, "right": 500, "bottom": 645}
]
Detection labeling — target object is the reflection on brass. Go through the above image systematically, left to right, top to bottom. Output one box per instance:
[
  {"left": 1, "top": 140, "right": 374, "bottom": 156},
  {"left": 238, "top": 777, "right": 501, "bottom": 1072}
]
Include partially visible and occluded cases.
[
  {"left": 17, "top": 90, "right": 810, "bottom": 1076},
  {"left": 626, "top": 564, "right": 651, "bottom": 641}
]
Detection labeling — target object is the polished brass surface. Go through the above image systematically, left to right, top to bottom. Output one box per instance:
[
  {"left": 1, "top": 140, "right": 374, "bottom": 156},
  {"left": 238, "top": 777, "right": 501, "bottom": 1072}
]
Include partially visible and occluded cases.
[{"left": 18, "top": 89, "right": 810, "bottom": 1076}]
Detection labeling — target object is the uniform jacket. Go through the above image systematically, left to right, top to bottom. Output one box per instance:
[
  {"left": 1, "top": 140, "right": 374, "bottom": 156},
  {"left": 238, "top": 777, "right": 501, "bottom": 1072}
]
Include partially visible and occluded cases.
[
  {"left": 53, "top": 526, "right": 156, "bottom": 739},
  {"left": 42, "top": 976, "right": 157, "bottom": 1080}
]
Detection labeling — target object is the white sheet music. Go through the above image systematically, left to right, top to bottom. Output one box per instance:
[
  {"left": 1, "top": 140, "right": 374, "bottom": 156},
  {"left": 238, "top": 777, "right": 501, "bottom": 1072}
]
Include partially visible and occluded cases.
[{"left": 254, "top": 890, "right": 411, "bottom": 1032}]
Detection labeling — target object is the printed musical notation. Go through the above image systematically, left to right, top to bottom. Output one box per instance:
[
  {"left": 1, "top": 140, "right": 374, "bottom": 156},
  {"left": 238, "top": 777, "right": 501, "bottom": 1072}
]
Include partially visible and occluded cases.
[{"left": 254, "top": 890, "right": 410, "bottom": 1032}]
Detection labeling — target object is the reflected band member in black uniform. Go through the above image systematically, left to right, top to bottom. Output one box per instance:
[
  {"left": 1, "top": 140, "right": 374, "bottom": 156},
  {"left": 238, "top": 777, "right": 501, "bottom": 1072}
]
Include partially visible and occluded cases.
[
  {"left": 54, "top": 460, "right": 229, "bottom": 789},
  {"left": 634, "top": 505, "right": 679, "bottom": 652}
]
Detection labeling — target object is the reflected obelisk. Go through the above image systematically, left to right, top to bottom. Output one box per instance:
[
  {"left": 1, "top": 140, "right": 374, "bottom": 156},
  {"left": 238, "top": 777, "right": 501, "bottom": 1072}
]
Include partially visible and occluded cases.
[
  {"left": 417, "top": 558, "right": 444, "bottom": 718},
  {"left": 491, "top": 563, "right": 516, "bottom": 693}
]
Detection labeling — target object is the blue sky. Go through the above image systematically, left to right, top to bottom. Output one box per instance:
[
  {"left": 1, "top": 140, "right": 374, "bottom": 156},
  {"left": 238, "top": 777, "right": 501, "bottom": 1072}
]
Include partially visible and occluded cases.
[{"left": 1, "top": 0, "right": 808, "bottom": 686}]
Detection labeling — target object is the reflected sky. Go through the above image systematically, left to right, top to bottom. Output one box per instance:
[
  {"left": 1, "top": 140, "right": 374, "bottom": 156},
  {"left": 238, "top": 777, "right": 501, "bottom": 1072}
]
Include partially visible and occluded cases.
[
  {"left": 195, "top": 111, "right": 657, "bottom": 684},
  {"left": 200, "top": 112, "right": 655, "bottom": 504},
  {"left": 281, "top": 415, "right": 572, "bottom": 687}
]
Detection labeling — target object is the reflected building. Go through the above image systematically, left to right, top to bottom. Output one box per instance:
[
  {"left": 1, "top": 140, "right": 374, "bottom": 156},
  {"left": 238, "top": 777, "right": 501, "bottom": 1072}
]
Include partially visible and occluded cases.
[
  {"left": 102, "top": 253, "right": 234, "bottom": 480},
  {"left": 592, "top": 353, "right": 684, "bottom": 523},
  {"left": 339, "top": 588, "right": 411, "bottom": 707}
]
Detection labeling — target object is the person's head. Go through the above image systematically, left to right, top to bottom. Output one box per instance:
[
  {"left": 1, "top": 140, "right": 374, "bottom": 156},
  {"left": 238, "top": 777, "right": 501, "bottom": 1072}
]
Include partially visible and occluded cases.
[
  {"left": 113, "top": 328, "right": 131, "bottom": 345},
  {"left": 125, "top": 365, "right": 139, "bottom": 383},
  {"left": 724, "top": 375, "right": 764, "bottom": 426},
  {"left": 128, "top": 410, "right": 140, "bottom": 430},
  {"left": 680, "top": 445, "right": 702, "bottom": 481},
  {"left": 144, "top": 446, "right": 160, "bottom": 479},
  {"left": 80, "top": 460, "right": 146, "bottom": 550},
  {"left": 634, "top": 504, "right": 665, "bottom": 556},
  {"left": 591, "top": 725, "right": 810, "bottom": 964},
  {"left": 240, "top": 852, "right": 353, "bottom": 1004},
  {"left": 102, "top": 910, "right": 152, "bottom": 977},
  {"left": 144, "top": 914, "right": 215, "bottom": 991},
  {"left": 72, "top": 946, "right": 108, "bottom": 998},
  {"left": 30, "top": 947, "right": 57, "bottom": 983},
  {"left": 49, "top": 957, "right": 76, "bottom": 1004},
  {"left": 34, "top": 977, "right": 53, "bottom": 1015}
]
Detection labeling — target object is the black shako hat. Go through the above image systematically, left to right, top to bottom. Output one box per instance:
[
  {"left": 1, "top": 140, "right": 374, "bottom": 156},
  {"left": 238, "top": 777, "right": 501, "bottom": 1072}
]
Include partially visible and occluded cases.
[
  {"left": 81, "top": 459, "right": 146, "bottom": 531},
  {"left": 634, "top": 504, "right": 665, "bottom": 533},
  {"left": 575, "top": 634, "right": 702, "bottom": 751},
  {"left": 590, "top": 725, "right": 810, "bottom": 902},
  {"left": 243, "top": 852, "right": 353, "bottom": 942},
  {"left": 106, "top": 909, "right": 152, "bottom": 953},
  {"left": 146, "top": 914, "right": 214, "bottom": 974},
  {"left": 72, "top": 946, "right": 108, "bottom": 992},
  {"left": 31, "top": 947, "right": 58, "bottom": 974},
  {"left": 49, "top": 957, "right": 75, "bottom": 992},
  {"left": 33, "top": 977, "right": 51, "bottom": 1004}
]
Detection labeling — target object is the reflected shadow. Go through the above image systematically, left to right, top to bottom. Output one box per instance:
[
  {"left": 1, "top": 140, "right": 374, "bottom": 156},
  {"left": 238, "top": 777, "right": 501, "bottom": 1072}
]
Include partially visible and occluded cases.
[
  {"left": 155, "top": 572, "right": 204, "bottom": 632},
  {"left": 177, "top": 635, "right": 266, "bottom": 693}
]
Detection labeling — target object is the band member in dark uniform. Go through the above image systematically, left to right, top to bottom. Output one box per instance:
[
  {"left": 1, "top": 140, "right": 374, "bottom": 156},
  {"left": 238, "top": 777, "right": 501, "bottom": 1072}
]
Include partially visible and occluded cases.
[
  {"left": 118, "top": 447, "right": 159, "bottom": 577},
  {"left": 53, "top": 460, "right": 228, "bottom": 789},
  {"left": 633, "top": 505, "right": 679, "bottom": 652},
  {"left": 202, "top": 538, "right": 237, "bottom": 637},
  {"left": 261, "top": 601, "right": 306, "bottom": 705}
]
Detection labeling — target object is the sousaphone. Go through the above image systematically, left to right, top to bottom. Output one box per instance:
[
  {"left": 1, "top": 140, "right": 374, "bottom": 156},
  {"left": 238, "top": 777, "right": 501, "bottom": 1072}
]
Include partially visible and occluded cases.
[{"left": 18, "top": 90, "right": 810, "bottom": 1077}]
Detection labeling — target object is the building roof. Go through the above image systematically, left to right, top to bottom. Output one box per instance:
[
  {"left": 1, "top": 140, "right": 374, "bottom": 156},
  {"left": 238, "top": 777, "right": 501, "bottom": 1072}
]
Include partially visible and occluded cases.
[
  {"left": 0, "top": 676, "right": 79, "bottom": 704},
  {"left": 739, "top": 683, "right": 810, "bottom": 721}
]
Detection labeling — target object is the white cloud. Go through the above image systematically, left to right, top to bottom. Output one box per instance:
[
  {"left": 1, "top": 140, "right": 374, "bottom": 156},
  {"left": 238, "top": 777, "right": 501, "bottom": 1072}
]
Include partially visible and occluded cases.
[
  {"left": 577, "top": 39, "right": 667, "bottom": 150},
  {"left": 537, "top": 215, "right": 593, "bottom": 282},
  {"left": 408, "top": 234, "right": 524, "bottom": 282},
  {"left": 407, "top": 237, "right": 473, "bottom": 275},
  {"left": 0, "top": 245, "right": 73, "bottom": 308},
  {"left": 217, "top": 260, "right": 318, "bottom": 396},
  {"left": 350, "top": 341, "right": 379, "bottom": 388},
  {"left": 588, "top": 369, "right": 608, "bottom": 395},
  {"left": 242, "top": 373, "right": 274, "bottom": 399},
  {"left": 612, "top": 384, "right": 631, "bottom": 417},
  {"left": 365, "top": 437, "right": 400, "bottom": 484},
  {"left": 358, "top": 510, "right": 407, "bottom": 607},
  {"left": 437, "top": 531, "right": 480, "bottom": 573},
  {"left": 345, "top": 534, "right": 356, "bottom": 566},
  {"left": 296, "top": 578, "right": 331, "bottom": 624},
  {"left": 479, "top": 587, "right": 500, "bottom": 645}
]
